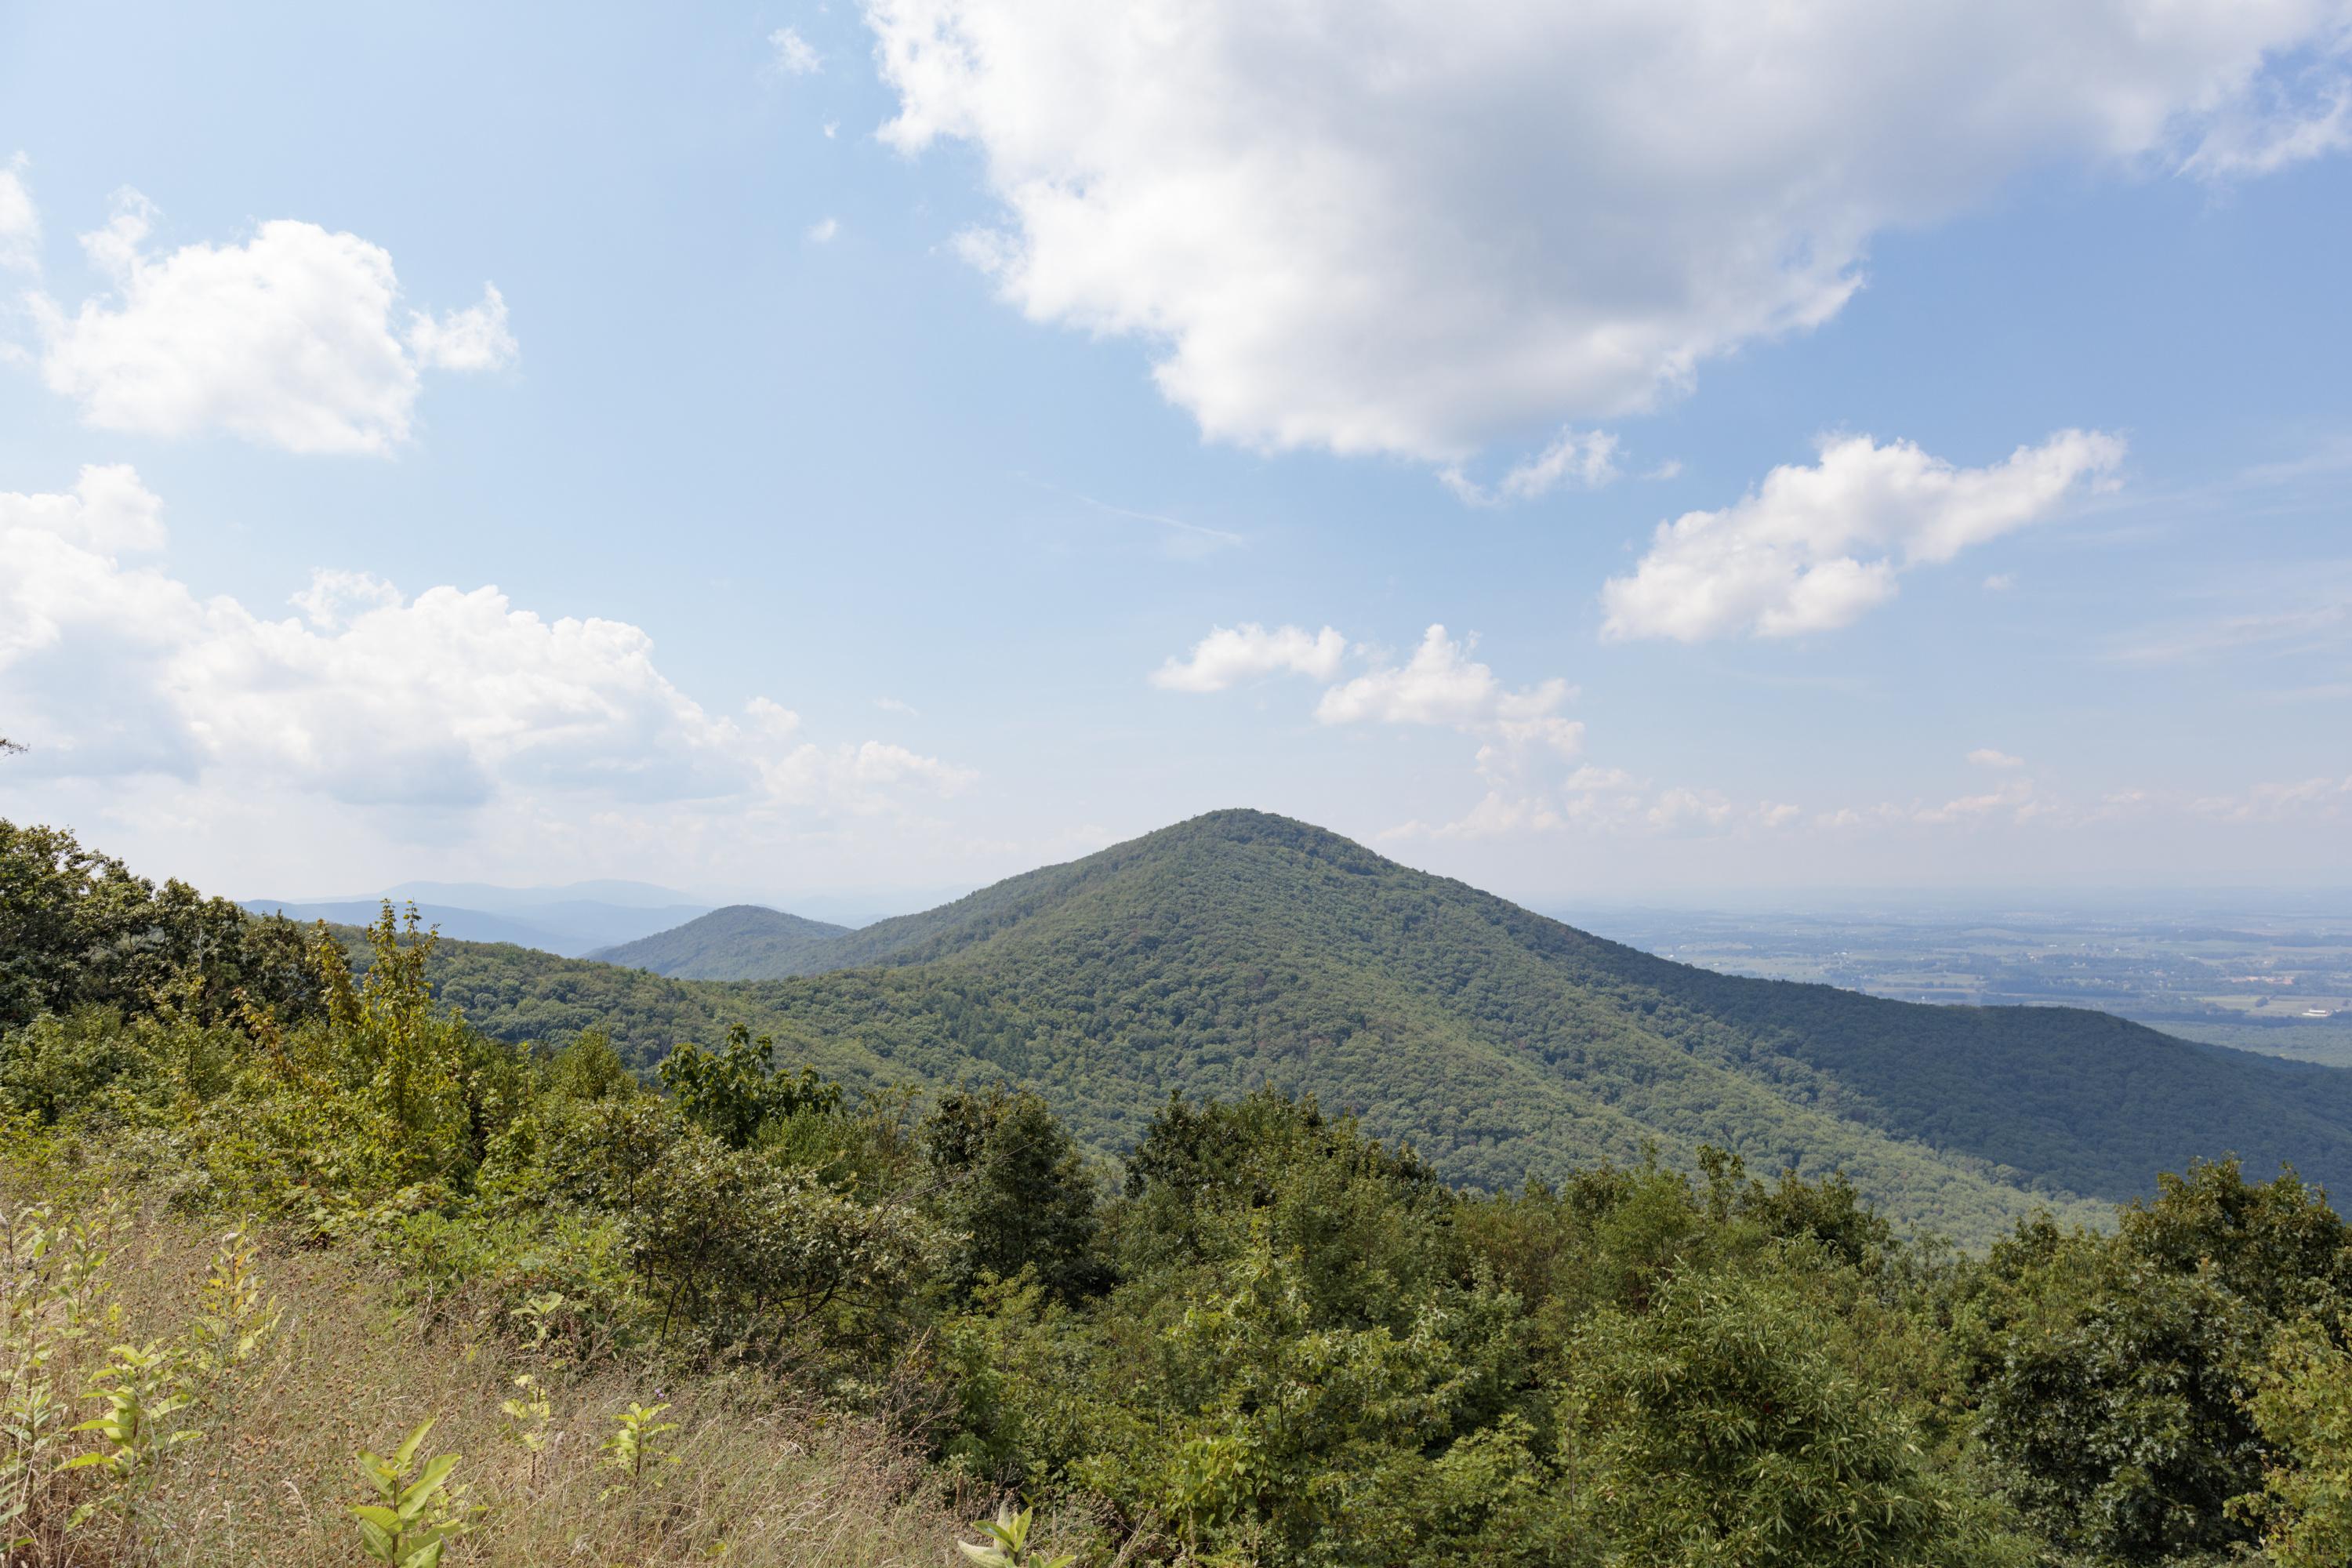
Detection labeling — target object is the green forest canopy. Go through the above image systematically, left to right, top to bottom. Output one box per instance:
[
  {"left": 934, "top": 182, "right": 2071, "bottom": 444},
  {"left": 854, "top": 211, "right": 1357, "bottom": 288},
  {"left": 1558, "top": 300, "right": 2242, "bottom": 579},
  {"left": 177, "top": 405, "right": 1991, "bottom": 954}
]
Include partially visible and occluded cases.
[{"left": 415, "top": 809, "right": 2352, "bottom": 1244}]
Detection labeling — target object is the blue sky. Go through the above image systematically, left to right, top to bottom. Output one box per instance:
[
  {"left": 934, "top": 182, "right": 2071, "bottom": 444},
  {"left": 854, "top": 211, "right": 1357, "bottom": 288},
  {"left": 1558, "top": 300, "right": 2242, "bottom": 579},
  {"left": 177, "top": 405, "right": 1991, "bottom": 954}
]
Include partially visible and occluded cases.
[{"left": 2, "top": 1, "right": 2348, "bottom": 908}]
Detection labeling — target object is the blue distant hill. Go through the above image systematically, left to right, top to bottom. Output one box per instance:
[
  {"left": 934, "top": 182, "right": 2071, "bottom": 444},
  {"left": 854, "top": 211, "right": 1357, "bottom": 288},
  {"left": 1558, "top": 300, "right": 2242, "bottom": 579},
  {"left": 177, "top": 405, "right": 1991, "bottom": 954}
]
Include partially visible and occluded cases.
[{"left": 242, "top": 887, "right": 713, "bottom": 957}]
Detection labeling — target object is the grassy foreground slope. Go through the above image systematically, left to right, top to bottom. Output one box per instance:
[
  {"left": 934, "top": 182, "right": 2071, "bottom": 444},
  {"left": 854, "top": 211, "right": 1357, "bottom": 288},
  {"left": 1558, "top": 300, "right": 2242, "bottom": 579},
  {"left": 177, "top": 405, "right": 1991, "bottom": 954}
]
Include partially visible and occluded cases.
[
  {"left": 427, "top": 810, "right": 2352, "bottom": 1240},
  {"left": 588, "top": 903, "right": 851, "bottom": 978},
  {"left": 0, "top": 1185, "right": 999, "bottom": 1568}
]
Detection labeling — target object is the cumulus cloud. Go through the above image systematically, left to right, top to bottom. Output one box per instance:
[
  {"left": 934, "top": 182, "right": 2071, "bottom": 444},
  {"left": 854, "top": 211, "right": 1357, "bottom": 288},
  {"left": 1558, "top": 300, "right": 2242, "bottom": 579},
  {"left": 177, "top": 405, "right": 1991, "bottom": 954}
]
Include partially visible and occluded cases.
[
  {"left": 866, "top": 0, "right": 2350, "bottom": 465},
  {"left": 0, "top": 153, "right": 38, "bottom": 273},
  {"left": 31, "top": 194, "right": 515, "bottom": 454},
  {"left": 807, "top": 216, "right": 840, "bottom": 244},
  {"left": 1600, "top": 431, "right": 2125, "bottom": 641},
  {"left": 0, "top": 463, "right": 163, "bottom": 556},
  {"left": 0, "top": 467, "right": 968, "bottom": 817},
  {"left": 290, "top": 568, "right": 405, "bottom": 631},
  {"left": 1163, "top": 619, "right": 1602, "bottom": 835},
  {"left": 1151, "top": 622, "right": 1345, "bottom": 692},
  {"left": 1315, "top": 625, "right": 1570, "bottom": 730},
  {"left": 1969, "top": 748, "right": 2026, "bottom": 768}
]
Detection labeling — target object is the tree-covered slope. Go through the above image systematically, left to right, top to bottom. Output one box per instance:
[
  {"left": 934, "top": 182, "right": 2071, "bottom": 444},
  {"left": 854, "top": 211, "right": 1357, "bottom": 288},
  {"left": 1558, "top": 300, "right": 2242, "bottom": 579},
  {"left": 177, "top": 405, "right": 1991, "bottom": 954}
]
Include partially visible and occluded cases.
[
  {"left": 411, "top": 810, "right": 2352, "bottom": 1241},
  {"left": 785, "top": 811, "right": 2352, "bottom": 1200},
  {"left": 586, "top": 904, "right": 851, "bottom": 978}
]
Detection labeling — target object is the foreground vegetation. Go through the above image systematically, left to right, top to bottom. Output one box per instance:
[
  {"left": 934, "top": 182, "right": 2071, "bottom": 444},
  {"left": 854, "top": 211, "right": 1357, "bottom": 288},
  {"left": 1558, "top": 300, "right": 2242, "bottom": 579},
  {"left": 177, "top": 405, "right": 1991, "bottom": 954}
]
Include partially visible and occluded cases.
[{"left": 15, "top": 817, "right": 2352, "bottom": 1565}]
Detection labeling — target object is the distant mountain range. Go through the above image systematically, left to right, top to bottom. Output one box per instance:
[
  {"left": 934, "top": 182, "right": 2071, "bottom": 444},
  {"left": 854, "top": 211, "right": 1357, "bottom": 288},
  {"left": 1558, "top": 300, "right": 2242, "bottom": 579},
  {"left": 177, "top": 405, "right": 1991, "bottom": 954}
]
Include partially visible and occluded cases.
[
  {"left": 411, "top": 808, "right": 2352, "bottom": 1245},
  {"left": 249, "top": 873, "right": 969, "bottom": 961},
  {"left": 245, "top": 879, "right": 715, "bottom": 957},
  {"left": 590, "top": 906, "right": 852, "bottom": 978}
]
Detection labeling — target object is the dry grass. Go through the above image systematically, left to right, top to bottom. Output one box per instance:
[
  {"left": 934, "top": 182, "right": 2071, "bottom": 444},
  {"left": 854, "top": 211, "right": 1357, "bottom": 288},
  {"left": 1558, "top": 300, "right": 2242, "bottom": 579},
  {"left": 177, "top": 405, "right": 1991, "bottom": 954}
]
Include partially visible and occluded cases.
[{"left": 5, "top": 1189, "right": 1112, "bottom": 1568}]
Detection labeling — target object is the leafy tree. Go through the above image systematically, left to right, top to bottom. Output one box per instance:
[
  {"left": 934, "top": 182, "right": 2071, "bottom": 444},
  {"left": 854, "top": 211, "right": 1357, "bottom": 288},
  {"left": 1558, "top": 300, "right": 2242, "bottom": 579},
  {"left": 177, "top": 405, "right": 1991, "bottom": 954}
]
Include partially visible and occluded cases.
[
  {"left": 0, "top": 818, "right": 314, "bottom": 1034},
  {"left": 319, "top": 906, "right": 473, "bottom": 1178},
  {"left": 0, "top": 1007, "right": 238, "bottom": 1125},
  {"left": 656, "top": 1022, "right": 839, "bottom": 1149},
  {"left": 542, "top": 1029, "right": 632, "bottom": 1102},
  {"left": 922, "top": 1084, "right": 1109, "bottom": 1303},
  {"left": 1117, "top": 1088, "right": 1455, "bottom": 1312},
  {"left": 625, "top": 1127, "right": 941, "bottom": 1345},
  {"left": 2114, "top": 1157, "right": 2352, "bottom": 1321},
  {"left": 1961, "top": 1163, "right": 2352, "bottom": 1563},
  {"left": 1963, "top": 1219, "right": 2269, "bottom": 1562},
  {"left": 1570, "top": 1269, "right": 2018, "bottom": 1567},
  {"left": 2237, "top": 1317, "right": 2352, "bottom": 1566}
]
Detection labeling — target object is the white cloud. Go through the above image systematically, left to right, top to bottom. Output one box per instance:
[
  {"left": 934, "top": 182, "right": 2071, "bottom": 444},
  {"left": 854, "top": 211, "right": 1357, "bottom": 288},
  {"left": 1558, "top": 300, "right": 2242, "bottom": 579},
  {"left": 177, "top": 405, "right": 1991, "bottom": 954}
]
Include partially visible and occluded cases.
[
  {"left": 866, "top": 0, "right": 2350, "bottom": 464},
  {"left": 771, "top": 27, "right": 822, "bottom": 74},
  {"left": 2180, "top": 73, "right": 2352, "bottom": 176},
  {"left": 823, "top": 121, "right": 840, "bottom": 140},
  {"left": 0, "top": 153, "right": 38, "bottom": 273},
  {"left": 31, "top": 194, "right": 514, "bottom": 455},
  {"left": 808, "top": 216, "right": 840, "bottom": 244},
  {"left": 406, "top": 284, "right": 517, "bottom": 372},
  {"left": 1441, "top": 428, "right": 1620, "bottom": 506},
  {"left": 1600, "top": 430, "right": 2126, "bottom": 641},
  {"left": 0, "top": 463, "right": 163, "bottom": 557},
  {"left": 0, "top": 467, "right": 969, "bottom": 817},
  {"left": 290, "top": 568, "right": 404, "bottom": 630},
  {"left": 1983, "top": 572, "right": 2017, "bottom": 591},
  {"left": 1164, "top": 619, "right": 1591, "bottom": 829},
  {"left": 1151, "top": 622, "right": 1345, "bottom": 692},
  {"left": 1315, "top": 625, "right": 1570, "bottom": 728},
  {"left": 875, "top": 695, "right": 921, "bottom": 717},
  {"left": 1968, "top": 747, "right": 2026, "bottom": 769}
]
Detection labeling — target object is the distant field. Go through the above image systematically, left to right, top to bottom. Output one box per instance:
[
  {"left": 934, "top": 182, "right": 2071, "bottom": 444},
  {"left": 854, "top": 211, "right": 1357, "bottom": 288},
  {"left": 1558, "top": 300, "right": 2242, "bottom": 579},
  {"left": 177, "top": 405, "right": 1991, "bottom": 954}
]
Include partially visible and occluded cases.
[
  {"left": 1564, "top": 901, "right": 2352, "bottom": 1069},
  {"left": 2154, "top": 1014, "right": 2352, "bottom": 1069}
]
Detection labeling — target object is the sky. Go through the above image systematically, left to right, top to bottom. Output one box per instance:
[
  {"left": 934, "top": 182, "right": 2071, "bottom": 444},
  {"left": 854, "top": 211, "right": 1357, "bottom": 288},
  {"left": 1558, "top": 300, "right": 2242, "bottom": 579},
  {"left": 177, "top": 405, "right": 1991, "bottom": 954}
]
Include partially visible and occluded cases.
[{"left": 2, "top": 1, "right": 2349, "bottom": 910}]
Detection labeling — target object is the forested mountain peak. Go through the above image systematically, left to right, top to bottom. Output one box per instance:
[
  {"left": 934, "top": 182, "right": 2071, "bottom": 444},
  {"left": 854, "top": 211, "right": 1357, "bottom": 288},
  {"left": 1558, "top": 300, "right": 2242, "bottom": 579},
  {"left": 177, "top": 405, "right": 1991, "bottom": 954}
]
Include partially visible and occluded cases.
[
  {"left": 795, "top": 805, "right": 1527, "bottom": 973},
  {"left": 415, "top": 808, "right": 2352, "bottom": 1243}
]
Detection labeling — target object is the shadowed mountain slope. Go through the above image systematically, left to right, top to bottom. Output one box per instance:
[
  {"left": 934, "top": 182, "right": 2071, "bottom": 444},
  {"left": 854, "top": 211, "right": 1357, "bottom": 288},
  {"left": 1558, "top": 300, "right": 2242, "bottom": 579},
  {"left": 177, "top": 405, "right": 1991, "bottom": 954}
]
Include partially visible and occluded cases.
[
  {"left": 423, "top": 809, "right": 2352, "bottom": 1243},
  {"left": 588, "top": 905, "right": 851, "bottom": 979}
]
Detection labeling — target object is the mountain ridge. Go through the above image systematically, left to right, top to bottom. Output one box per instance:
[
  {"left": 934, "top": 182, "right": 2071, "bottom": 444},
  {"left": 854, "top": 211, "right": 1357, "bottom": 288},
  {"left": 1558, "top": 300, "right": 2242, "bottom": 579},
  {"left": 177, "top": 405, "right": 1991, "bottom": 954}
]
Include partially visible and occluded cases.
[
  {"left": 412, "top": 808, "right": 2352, "bottom": 1243},
  {"left": 589, "top": 904, "right": 853, "bottom": 978}
]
